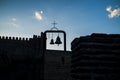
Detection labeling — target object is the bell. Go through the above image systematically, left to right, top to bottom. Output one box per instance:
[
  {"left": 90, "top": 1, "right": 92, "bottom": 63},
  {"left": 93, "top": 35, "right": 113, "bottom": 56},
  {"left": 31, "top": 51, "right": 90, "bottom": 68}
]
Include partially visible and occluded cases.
[
  {"left": 55, "top": 36, "right": 62, "bottom": 46},
  {"left": 50, "top": 39, "right": 54, "bottom": 45}
]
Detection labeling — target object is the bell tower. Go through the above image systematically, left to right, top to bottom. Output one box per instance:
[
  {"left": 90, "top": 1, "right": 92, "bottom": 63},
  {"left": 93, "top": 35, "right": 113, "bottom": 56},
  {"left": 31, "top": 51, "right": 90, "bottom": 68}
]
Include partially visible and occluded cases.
[
  {"left": 42, "top": 21, "right": 71, "bottom": 80},
  {"left": 43, "top": 21, "right": 66, "bottom": 51}
]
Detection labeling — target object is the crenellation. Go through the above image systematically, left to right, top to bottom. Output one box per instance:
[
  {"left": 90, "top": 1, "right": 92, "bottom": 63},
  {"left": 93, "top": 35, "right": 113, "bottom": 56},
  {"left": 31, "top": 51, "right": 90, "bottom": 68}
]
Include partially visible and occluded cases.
[
  {"left": 0, "top": 34, "right": 43, "bottom": 80},
  {"left": 0, "top": 35, "right": 41, "bottom": 42},
  {"left": 33, "top": 35, "right": 37, "bottom": 38},
  {"left": 2, "top": 36, "right": 5, "bottom": 39},
  {"left": 6, "top": 36, "right": 8, "bottom": 40},
  {"left": 9, "top": 37, "right": 11, "bottom": 40},
  {"left": 13, "top": 37, "right": 15, "bottom": 40},
  {"left": 16, "top": 37, "right": 18, "bottom": 40},
  {"left": 19, "top": 37, "right": 21, "bottom": 40},
  {"left": 23, "top": 38, "right": 25, "bottom": 41},
  {"left": 26, "top": 38, "right": 28, "bottom": 41},
  {"left": 29, "top": 38, "right": 33, "bottom": 41}
]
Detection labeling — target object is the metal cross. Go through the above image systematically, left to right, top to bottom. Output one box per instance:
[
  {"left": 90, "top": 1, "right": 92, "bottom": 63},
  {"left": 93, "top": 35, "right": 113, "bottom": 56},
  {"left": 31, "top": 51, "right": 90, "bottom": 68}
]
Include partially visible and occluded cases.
[{"left": 52, "top": 21, "right": 57, "bottom": 27}]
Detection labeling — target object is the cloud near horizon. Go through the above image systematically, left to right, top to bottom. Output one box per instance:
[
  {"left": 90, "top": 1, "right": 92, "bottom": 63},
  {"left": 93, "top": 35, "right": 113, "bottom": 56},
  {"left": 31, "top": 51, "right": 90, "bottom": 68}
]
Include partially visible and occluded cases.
[
  {"left": 106, "top": 6, "right": 120, "bottom": 18},
  {"left": 34, "top": 11, "right": 43, "bottom": 20},
  {"left": 10, "top": 18, "right": 19, "bottom": 27}
]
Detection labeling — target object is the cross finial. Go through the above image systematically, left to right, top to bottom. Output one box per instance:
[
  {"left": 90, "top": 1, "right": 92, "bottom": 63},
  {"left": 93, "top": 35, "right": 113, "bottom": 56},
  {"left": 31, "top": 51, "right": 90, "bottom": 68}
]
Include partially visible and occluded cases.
[
  {"left": 51, "top": 21, "right": 58, "bottom": 30},
  {"left": 52, "top": 21, "right": 57, "bottom": 27}
]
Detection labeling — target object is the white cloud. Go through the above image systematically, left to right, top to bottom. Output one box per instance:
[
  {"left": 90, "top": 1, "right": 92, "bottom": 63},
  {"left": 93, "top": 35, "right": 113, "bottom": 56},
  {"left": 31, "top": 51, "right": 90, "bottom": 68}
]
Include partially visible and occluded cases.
[
  {"left": 106, "top": 6, "right": 120, "bottom": 18},
  {"left": 106, "top": 6, "right": 112, "bottom": 12},
  {"left": 35, "top": 11, "right": 43, "bottom": 20},
  {"left": 40, "top": 11, "right": 43, "bottom": 14},
  {"left": 10, "top": 18, "right": 19, "bottom": 27},
  {"left": 12, "top": 18, "right": 17, "bottom": 21}
]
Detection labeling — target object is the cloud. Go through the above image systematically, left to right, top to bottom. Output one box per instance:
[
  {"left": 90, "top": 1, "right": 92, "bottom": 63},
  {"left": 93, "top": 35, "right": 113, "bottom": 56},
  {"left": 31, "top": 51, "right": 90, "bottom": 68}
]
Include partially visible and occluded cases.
[
  {"left": 106, "top": 6, "right": 120, "bottom": 18},
  {"left": 106, "top": 6, "right": 112, "bottom": 12},
  {"left": 35, "top": 11, "right": 43, "bottom": 20},
  {"left": 10, "top": 18, "right": 19, "bottom": 27},
  {"left": 12, "top": 18, "right": 16, "bottom": 21},
  {"left": 11, "top": 22, "right": 19, "bottom": 27}
]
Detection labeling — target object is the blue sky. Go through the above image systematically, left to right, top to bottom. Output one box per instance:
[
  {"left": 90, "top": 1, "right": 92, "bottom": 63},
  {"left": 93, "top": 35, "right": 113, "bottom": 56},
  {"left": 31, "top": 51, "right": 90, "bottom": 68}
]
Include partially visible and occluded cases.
[{"left": 0, "top": 0, "right": 120, "bottom": 50}]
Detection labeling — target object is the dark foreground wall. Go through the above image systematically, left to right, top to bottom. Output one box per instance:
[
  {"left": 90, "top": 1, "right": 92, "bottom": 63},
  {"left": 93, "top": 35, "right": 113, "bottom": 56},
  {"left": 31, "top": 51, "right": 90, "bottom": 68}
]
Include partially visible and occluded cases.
[
  {"left": 71, "top": 33, "right": 120, "bottom": 80},
  {"left": 0, "top": 34, "right": 71, "bottom": 80},
  {"left": 0, "top": 35, "right": 44, "bottom": 80},
  {"left": 44, "top": 50, "right": 71, "bottom": 80},
  {"left": 0, "top": 54, "right": 43, "bottom": 80}
]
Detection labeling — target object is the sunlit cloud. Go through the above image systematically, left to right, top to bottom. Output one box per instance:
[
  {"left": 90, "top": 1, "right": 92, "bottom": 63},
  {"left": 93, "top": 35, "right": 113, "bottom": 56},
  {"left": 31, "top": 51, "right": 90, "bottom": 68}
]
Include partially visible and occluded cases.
[
  {"left": 106, "top": 6, "right": 120, "bottom": 18},
  {"left": 35, "top": 11, "right": 43, "bottom": 20}
]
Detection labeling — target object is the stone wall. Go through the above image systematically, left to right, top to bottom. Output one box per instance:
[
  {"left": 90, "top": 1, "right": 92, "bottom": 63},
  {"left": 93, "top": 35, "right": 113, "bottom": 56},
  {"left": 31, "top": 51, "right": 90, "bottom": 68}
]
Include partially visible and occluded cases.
[
  {"left": 71, "top": 33, "right": 120, "bottom": 80},
  {"left": 0, "top": 34, "right": 71, "bottom": 80},
  {"left": 0, "top": 35, "right": 44, "bottom": 80},
  {"left": 0, "top": 35, "right": 41, "bottom": 55},
  {"left": 44, "top": 50, "right": 71, "bottom": 80}
]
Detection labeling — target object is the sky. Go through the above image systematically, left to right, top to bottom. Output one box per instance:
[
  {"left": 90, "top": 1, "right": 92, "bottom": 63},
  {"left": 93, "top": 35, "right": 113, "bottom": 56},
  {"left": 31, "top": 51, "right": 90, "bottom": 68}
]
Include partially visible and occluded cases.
[{"left": 0, "top": 0, "right": 120, "bottom": 51}]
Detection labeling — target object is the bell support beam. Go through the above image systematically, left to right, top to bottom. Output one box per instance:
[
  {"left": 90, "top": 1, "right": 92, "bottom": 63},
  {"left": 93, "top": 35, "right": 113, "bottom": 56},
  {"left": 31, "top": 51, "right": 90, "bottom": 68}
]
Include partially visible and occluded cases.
[{"left": 44, "top": 30, "right": 66, "bottom": 51}]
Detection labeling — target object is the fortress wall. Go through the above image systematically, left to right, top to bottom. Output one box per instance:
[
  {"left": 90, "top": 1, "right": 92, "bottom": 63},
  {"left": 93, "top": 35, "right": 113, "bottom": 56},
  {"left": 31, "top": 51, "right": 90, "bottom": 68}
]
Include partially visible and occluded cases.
[
  {"left": 0, "top": 35, "right": 44, "bottom": 80},
  {"left": 0, "top": 35, "right": 42, "bottom": 56},
  {"left": 0, "top": 36, "right": 30, "bottom": 41},
  {"left": 44, "top": 50, "right": 71, "bottom": 80}
]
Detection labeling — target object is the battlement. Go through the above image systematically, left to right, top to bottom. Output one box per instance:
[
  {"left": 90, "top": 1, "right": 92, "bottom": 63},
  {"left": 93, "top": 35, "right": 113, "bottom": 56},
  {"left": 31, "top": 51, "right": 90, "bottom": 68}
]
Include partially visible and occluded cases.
[
  {"left": 0, "top": 35, "right": 41, "bottom": 41},
  {"left": 0, "top": 36, "right": 29, "bottom": 41}
]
